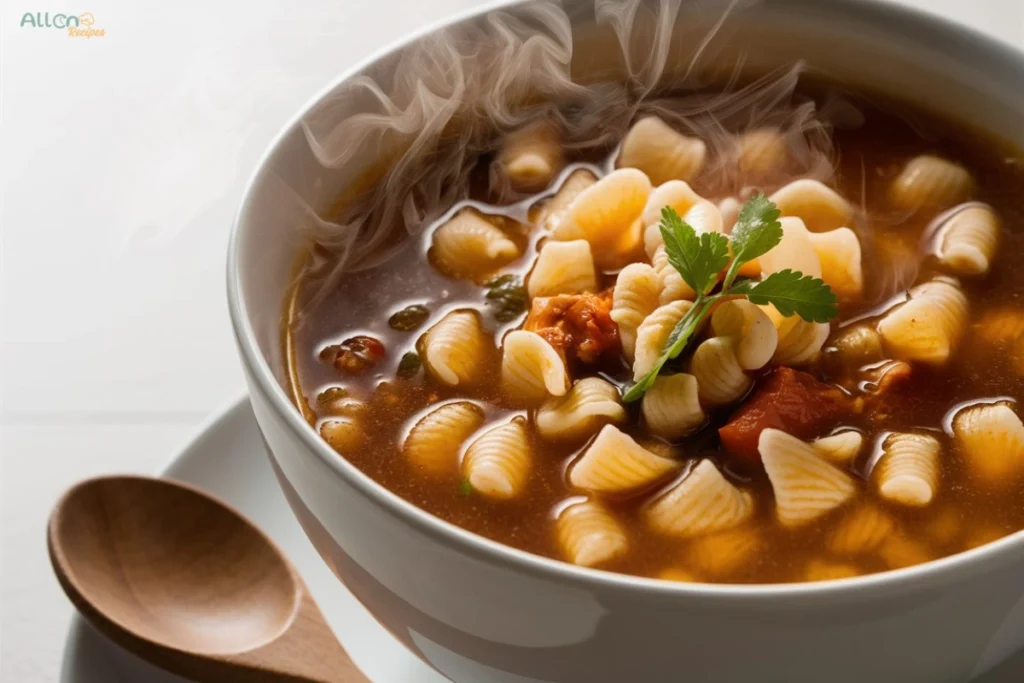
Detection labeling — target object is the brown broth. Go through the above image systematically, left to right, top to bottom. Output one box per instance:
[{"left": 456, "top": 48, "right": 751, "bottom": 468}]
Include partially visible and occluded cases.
[{"left": 288, "top": 91, "right": 1024, "bottom": 583}]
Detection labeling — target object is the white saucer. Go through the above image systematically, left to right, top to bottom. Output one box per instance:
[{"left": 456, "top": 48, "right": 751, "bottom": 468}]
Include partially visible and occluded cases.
[{"left": 58, "top": 398, "right": 1024, "bottom": 682}]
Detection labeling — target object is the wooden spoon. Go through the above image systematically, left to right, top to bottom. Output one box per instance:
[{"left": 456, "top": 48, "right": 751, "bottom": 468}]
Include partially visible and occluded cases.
[{"left": 48, "top": 475, "right": 369, "bottom": 683}]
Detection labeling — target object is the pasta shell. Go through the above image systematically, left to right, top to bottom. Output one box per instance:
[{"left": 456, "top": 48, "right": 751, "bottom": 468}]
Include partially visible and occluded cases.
[
  {"left": 618, "top": 116, "right": 706, "bottom": 185},
  {"left": 497, "top": 121, "right": 563, "bottom": 193},
  {"left": 736, "top": 128, "right": 790, "bottom": 176},
  {"left": 889, "top": 155, "right": 973, "bottom": 211},
  {"left": 561, "top": 168, "right": 650, "bottom": 268},
  {"left": 542, "top": 169, "right": 597, "bottom": 235},
  {"left": 769, "top": 179, "right": 853, "bottom": 233},
  {"left": 642, "top": 180, "right": 703, "bottom": 255},
  {"left": 718, "top": 197, "right": 741, "bottom": 233},
  {"left": 682, "top": 200, "right": 725, "bottom": 237},
  {"left": 937, "top": 204, "right": 1000, "bottom": 276},
  {"left": 430, "top": 211, "right": 519, "bottom": 281},
  {"left": 759, "top": 216, "right": 822, "bottom": 278},
  {"left": 808, "top": 227, "right": 863, "bottom": 300},
  {"left": 527, "top": 240, "right": 597, "bottom": 298},
  {"left": 652, "top": 244, "right": 696, "bottom": 304},
  {"left": 611, "top": 263, "right": 663, "bottom": 361},
  {"left": 877, "top": 277, "right": 967, "bottom": 365},
  {"left": 710, "top": 299, "right": 778, "bottom": 370},
  {"left": 633, "top": 300, "right": 694, "bottom": 380},
  {"left": 764, "top": 305, "right": 831, "bottom": 366},
  {"left": 973, "top": 307, "right": 1024, "bottom": 347},
  {"left": 421, "top": 310, "right": 490, "bottom": 386},
  {"left": 827, "top": 324, "right": 884, "bottom": 367},
  {"left": 500, "top": 330, "right": 569, "bottom": 403},
  {"left": 690, "top": 337, "right": 752, "bottom": 407},
  {"left": 642, "top": 373, "right": 705, "bottom": 440},
  {"left": 536, "top": 378, "right": 626, "bottom": 443},
  {"left": 403, "top": 401, "right": 485, "bottom": 474},
  {"left": 953, "top": 402, "right": 1024, "bottom": 485},
  {"left": 319, "top": 418, "right": 364, "bottom": 454},
  {"left": 463, "top": 418, "right": 532, "bottom": 499},
  {"left": 570, "top": 425, "right": 679, "bottom": 494},
  {"left": 760, "top": 428, "right": 857, "bottom": 527},
  {"left": 812, "top": 431, "right": 864, "bottom": 466},
  {"left": 875, "top": 433, "right": 940, "bottom": 507},
  {"left": 645, "top": 460, "right": 754, "bottom": 537},
  {"left": 555, "top": 499, "right": 628, "bottom": 567},
  {"left": 827, "top": 504, "right": 894, "bottom": 556},
  {"left": 924, "top": 506, "right": 963, "bottom": 545},
  {"left": 686, "top": 527, "right": 761, "bottom": 577},
  {"left": 879, "top": 534, "right": 933, "bottom": 570},
  {"left": 804, "top": 560, "right": 860, "bottom": 582},
  {"left": 658, "top": 568, "right": 698, "bottom": 583}
]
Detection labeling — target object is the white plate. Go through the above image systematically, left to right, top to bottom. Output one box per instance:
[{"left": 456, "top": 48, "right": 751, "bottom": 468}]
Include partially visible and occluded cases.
[{"left": 58, "top": 398, "right": 1024, "bottom": 682}]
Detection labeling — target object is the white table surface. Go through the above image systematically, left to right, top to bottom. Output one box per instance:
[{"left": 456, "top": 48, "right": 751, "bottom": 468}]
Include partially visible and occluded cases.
[{"left": 1, "top": 1, "right": 1022, "bottom": 680}]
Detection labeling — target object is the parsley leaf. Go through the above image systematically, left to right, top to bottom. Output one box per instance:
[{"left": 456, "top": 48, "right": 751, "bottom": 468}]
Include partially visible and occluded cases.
[
  {"left": 729, "top": 192, "right": 783, "bottom": 264},
  {"left": 659, "top": 206, "right": 730, "bottom": 295},
  {"left": 731, "top": 269, "right": 838, "bottom": 322}
]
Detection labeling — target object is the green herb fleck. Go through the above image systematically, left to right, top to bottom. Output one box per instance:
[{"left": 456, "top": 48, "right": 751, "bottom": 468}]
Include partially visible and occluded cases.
[
  {"left": 623, "top": 197, "right": 837, "bottom": 403},
  {"left": 484, "top": 274, "right": 529, "bottom": 322},
  {"left": 388, "top": 304, "right": 430, "bottom": 331},
  {"left": 396, "top": 351, "right": 422, "bottom": 379},
  {"left": 457, "top": 479, "right": 473, "bottom": 496}
]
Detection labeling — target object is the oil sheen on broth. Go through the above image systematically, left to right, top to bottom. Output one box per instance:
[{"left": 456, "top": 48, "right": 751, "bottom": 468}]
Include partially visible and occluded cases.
[{"left": 288, "top": 90, "right": 1024, "bottom": 584}]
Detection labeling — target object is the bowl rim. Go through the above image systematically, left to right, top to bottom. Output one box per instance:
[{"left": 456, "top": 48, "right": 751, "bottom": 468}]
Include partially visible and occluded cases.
[{"left": 228, "top": 0, "right": 1024, "bottom": 602}]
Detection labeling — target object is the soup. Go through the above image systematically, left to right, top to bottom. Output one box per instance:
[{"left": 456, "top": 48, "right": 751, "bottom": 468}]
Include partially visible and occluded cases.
[{"left": 286, "top": 88, "right": 1024, "bottom": 584}]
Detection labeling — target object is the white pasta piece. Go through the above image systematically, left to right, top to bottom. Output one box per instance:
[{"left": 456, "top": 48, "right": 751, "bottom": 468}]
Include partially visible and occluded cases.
[
  {"left": 618, "top": 116, "right": 706, "bottom": 185},
  {"left": 497, "top": 121, "right": 563, "bottom": 192},
  {"left": 736, "top": 128, "right": 790, "bottom": 175},
  {"left": 889, "top": 155, "right": 973, "bottom": 211},
  {"left": 560, "top": 167, "right": 650, "bottom": 268},
  {"left": 542, "top": 169, "right": 597, "bottom": 235},
  {"left": 770, "top": 179, "right": 853, "bottom": 233},
  {"left": 641, "top": 180, "right": 703, "bottom": 255},
  {"left": 718, "top": 197, "right": 741, "bottom": 233},
  {"left": 682, "top": 200, "right": 725, "bottom": 237},
  {"left": 937, "top": 204, "right": 1000, "bottom": 276},
  {"left": 430, "top": 211, "right": 519, "bottom": 280},
  {"left": 759, "top": 216, "right": 822, "bottom": 278},
  {"left": 808, "top": 227, "right": 863, "bottom": 300},
  {"left": 527, "top": 240, "right": 597, "bottom": 298},
  {"left": 652, "top": 244, "right": 696, "bottom": 304},
  {"left": 611, "top": 263, "right": 662, "bottom": 361},
  {"left": 877, "top": 277, "right": 967, "bottom": 365},
  {"left": 710, "top": 299, "right": 778, "bottom": 370},
  {"left": 633, "top": 300, "right": 693, "bottom": 380},
  {"left": 763, "top": 304, "right": 832, "bottom": 366},
  {"left": 973, "top": 307, "right": 1024, "bottom": 347},
  {"left": 421, "top": 310, "right": 490, "bottom": 387},
  {"left": 827, "top": 324, "right": 884, "bottom": 366},
  {"left": 500, "top": 330, "right": 569, "bottom": 403},
  {"left": 690, "top": 337, "right": 751, "bottom": 407},
  {"left": 641, "top": 374, "right": 705, "bottom": 440},
  {"left": 536, "top": 378, "right": 626, "bottom": 443},
  {"left": 403, "top": 402, "right": 485, "bottom": 474},
  {"left": 953, "top": 402, "right": 1024, "bottom": 485},
  {"left": 319, "top": 418, "right": 364, "bottom": 453},
  {"left": 462, "top": 418, "right": 532, "bottom": 499},
  {"left": 570, "top": 425, "right": 679, "bottom": 494},
  {"left": 760, "top": 428, "right": 857, "bottom": 527},
  {"left": 812, "top": 431, "right": 864, "bottom": 466},
  {"left": 875, "top": 433, "right": 940, "bottom": 507},
  {"left": 645, "top": 460, "right": 753, "bottom": 537},
  {"left": 555, "top": 499, "right": 629, "bottom": 567},
  {"left": 827, "top": 504, "right": 894, "bottom": 556},
  {"left": 686, "top": 527, "right": 761, "bottom": 577},
  {"left": 879, "top": 534, "right": 934, "bottom": 570},
  {"left": 804, "top": 559, "right": 860, "bottom": 582}
]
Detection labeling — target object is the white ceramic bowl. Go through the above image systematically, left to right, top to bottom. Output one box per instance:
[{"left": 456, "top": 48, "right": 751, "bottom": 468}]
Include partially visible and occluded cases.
[{"left": 228, "top": 2, "right": 1024, "bottom": 681}]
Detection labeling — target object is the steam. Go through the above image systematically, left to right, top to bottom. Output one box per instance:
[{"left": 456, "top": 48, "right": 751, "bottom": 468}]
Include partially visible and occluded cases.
[{"left": 291, "top": 0, "right": 850, "bottom": 303}]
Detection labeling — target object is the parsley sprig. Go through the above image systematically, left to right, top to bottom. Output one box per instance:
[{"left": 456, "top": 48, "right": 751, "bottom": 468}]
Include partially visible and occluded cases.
[{"left": 622, "top": 193, "right": 837, "bottom": 402}]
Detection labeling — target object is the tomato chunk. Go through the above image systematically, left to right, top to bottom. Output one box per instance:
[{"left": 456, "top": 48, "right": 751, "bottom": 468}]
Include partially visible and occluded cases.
[
  {"left": 524, "top": 290, "right": 620, "bottom": 365},
  {"left": 719, "top": 367, "right": 851, "bottom": 465}
]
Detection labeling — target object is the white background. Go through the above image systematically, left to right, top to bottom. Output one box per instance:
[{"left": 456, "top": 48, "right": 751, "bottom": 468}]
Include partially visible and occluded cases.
[{"left": 1, "top": 1, "right": 1022, "bottom": 681}]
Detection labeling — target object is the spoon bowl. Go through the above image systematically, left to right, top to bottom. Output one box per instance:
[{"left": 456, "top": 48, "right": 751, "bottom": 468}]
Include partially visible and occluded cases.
[{"left": 49, "top": 475, "right": 366, "bottom": 683}]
